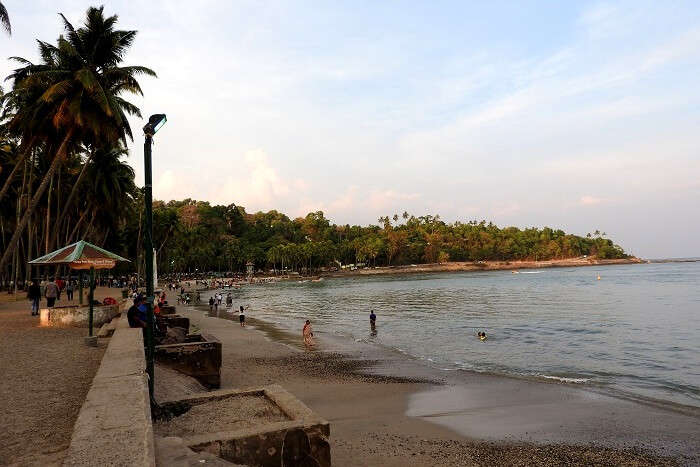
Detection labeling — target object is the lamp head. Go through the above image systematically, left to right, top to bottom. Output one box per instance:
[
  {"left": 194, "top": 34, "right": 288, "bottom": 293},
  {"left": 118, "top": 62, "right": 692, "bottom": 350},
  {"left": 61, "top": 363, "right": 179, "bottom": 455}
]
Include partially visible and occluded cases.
[{"left": 143, "top": 114, "right": 167, "bottom": 136}]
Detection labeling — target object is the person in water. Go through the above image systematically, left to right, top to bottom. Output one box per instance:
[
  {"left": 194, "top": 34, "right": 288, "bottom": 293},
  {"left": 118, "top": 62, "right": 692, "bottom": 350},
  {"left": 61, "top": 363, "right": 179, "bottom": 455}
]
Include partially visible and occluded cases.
[
  {"left": 239, "top": 305, "right": 246, "bottom": 327},
  {"left": 369, "top": 310, "right": 377, "bottom": 331},
  {"left": 303, "top": 320, "right": 314, "bottom": 348},
  {"left": 478, "top": 331, "right": 487, "bottom": 340}
]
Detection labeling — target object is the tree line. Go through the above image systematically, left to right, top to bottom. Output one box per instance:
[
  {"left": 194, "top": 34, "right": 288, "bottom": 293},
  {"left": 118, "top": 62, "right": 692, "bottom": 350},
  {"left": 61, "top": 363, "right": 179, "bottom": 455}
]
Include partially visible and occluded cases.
[{"left": 135, "top": 201, "right": 627, "bottom": 276}]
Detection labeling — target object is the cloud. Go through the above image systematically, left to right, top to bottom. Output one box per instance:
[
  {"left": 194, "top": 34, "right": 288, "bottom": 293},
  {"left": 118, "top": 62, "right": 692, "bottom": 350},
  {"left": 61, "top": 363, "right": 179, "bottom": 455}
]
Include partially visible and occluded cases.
[
  {"left": 212, "top": 149, "right": 302, "bottom": 211},
  {"left": 154, "top": 170, "right": 176, "bottom": 198},
  {"left": 293, "top": 186, "right": 421, "bottom": 223},
  {"left": 368, "top": 190, "right": 420, "bottom": 210},
  {"left": 579, "top": 195, "right": 604, "bottom": 206}
]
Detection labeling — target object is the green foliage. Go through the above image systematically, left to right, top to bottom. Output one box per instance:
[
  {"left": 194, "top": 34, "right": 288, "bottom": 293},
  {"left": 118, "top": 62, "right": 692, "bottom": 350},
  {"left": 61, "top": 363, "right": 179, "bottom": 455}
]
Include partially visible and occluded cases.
[{"left": 133, "top": 204, "right": 628, "bottom": 275}]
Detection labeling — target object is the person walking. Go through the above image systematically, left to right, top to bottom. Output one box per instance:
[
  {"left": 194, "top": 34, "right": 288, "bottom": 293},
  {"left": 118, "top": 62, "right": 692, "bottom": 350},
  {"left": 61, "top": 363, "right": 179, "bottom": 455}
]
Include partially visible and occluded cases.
[
  {"left": 45, "top": 279, "right": 59, "bottom": 308},
  {"left": 27, "top": 280, "right": 41, "bottom": 316},
  {"left": 66, "top": 280, "right": 74, "bottom": 301},
  {"left": 369, "top": 310, "right": 377, "bottom": 332}
]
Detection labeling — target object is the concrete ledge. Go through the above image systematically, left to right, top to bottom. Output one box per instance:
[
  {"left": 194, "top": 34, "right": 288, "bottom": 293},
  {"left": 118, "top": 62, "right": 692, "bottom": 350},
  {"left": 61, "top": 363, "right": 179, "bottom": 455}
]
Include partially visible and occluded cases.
[
  {"left": 40, "top": 303, "right": 121, "bottom": 328},
  {"left": 63, "top": 317, "right": 155, "bottom": 466},
  {"left": 155, "top": 333, "right": 222, "bottom": 388},
  {"left": 157, "top": 385, "right": 330, "bottom": 467}
]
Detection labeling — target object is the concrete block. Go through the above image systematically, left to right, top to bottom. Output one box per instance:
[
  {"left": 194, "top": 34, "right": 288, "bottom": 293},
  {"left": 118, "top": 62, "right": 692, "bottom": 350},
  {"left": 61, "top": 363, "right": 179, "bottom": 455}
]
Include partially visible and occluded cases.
[
  {"left": 40, "top": 304, "right": 120, "bottom": 328},
  {"left": 96, "top": 322, "right": 113, "bottom": 338},
  {"left": 155, "top": 333, "right": 222, "bottom": 388},
  {"left": 83, "top": 336, "right": 98, "bottom": 347},
  {"left": 156, "top": 386, "right": 330, "bottom": 467}
]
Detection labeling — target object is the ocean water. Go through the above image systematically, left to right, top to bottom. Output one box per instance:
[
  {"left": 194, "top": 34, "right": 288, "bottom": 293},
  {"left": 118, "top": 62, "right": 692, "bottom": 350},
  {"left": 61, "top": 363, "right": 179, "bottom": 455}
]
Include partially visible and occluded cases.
[{"left": 215, "top": 262, "right": 700, "bottom": 407}]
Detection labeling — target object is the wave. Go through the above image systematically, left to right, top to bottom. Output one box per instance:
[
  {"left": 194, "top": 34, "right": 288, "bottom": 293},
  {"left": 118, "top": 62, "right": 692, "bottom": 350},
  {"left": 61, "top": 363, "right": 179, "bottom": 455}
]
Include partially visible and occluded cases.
[{"left": 540, "top": 375, "right": 590, "bottom": 384}]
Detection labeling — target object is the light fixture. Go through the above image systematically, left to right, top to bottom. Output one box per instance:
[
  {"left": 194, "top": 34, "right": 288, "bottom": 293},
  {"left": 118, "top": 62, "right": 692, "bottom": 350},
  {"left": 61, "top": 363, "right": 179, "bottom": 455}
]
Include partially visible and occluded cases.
[{"left": 143, "top": 113, "right": 167, "bottom": 136}]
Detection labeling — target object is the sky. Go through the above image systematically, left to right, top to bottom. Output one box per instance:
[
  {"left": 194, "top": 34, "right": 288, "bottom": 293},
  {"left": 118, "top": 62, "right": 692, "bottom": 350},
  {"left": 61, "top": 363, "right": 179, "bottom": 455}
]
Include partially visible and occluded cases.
[{"left": 1, "top": 1, "right": 699, "bottom": 258}]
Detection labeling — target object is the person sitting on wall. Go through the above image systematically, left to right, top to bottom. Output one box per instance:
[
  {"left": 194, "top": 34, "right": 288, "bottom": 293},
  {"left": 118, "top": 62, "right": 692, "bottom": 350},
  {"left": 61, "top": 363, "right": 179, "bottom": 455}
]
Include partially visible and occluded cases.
[{"left": 127, "top": 296, "right": 146, "bottom": 328}]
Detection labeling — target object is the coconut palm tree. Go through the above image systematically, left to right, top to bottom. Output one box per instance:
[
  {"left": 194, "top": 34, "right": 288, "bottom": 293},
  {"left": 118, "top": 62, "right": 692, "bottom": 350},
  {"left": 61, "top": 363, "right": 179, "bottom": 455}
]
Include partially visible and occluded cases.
[
  {"left": 0, "top": 1, "right": 10, "bottom": 35},
  {"left": 0, "top": 6, "right": 156, "bottom": 272},
  {"left": 81, "top": 145, "right": 136, "bottom": 245}
]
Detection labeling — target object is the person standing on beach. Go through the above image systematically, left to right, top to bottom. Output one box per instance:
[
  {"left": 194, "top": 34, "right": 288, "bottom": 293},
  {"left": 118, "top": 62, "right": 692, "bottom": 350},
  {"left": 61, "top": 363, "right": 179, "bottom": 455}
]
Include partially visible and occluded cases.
[
  {"left": 44, "top": 279, "right": 59, "bottom": 308},
  {"left": 27, "top": 280, "right": 41, "bottom": 316},
  {"left": 66, "top": 280, "right": 74, "bottom": 301},
  {"left": 209, "top": 296, "right": 215, "bottom": 311},
  {"left": 239, "top": 305, "right": 245, "bottom": 327},
  {"left": 369, "top": 310, "right": 377, "bottom": 332},
  {"left": 303, "top": 320, "right": 314, "bottom": 348}
]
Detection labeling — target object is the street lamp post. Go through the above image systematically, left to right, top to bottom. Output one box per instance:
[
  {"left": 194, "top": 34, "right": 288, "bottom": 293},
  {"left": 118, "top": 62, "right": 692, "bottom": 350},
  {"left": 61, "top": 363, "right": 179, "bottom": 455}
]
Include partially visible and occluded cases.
[{"left": 143, "top": 114, "right": 166, "bottom": 398}]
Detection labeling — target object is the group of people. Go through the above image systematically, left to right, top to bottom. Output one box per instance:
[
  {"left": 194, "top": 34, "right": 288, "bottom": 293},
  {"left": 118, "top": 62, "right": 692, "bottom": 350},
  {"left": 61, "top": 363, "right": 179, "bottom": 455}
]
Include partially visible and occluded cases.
[
  {"left": 25, "top": 278, "right": 78, "bottom": 316},
  {"left": 208, "top": 294, "right": 247, "bottom": 327},
  {"left": 302, "top": 310, "right": 377, "bottom": 349}
]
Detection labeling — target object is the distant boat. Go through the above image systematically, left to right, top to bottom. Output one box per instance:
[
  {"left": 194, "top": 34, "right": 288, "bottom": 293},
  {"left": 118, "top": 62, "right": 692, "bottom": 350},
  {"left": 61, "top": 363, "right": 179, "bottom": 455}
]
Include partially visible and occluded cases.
[{"left": 511, "top": 270, "right": 519, "bottom": 274}]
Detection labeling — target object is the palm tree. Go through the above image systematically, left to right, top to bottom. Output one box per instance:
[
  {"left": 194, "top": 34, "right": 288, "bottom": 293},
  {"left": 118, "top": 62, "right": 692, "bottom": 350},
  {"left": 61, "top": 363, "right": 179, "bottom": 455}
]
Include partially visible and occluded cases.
[
  {"left": 0, "top": 1, "right": 10, "bottom": 35},
  {"left": 0, "top": 6, "right": 156, "bottom": 272},
  {"left": 83, "top": 145, "right": 137, "bottom": 245}
]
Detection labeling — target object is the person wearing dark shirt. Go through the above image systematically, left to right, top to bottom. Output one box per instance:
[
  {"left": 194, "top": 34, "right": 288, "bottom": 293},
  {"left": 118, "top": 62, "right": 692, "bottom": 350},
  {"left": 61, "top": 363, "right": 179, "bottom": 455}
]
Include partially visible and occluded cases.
[
  {"left": 27, "top": 281, "right": 41, "bottom": 316},
  {"left": 127, "top": 297, "right": 146, "bottom": 328},
  {"left": 369, "top": 310, "right": 377, "bottom": 331}
]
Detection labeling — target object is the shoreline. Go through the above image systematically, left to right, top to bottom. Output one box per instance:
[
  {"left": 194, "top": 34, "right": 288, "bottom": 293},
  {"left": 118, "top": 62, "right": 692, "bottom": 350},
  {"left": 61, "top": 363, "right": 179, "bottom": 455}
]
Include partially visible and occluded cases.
[
  {"left": 324, "top": 256, "right": 644, "bottom": 278},
  {"left": 178, "top": 302, "right": 699, "bottom": 465}
]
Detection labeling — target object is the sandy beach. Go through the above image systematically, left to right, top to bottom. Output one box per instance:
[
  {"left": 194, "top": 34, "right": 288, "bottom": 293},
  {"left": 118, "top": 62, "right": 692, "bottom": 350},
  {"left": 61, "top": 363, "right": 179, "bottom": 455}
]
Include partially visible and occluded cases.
[
  {"left": 324, "top": 257, "right": 645, "bottom": 278},
  {"left": 0, "top": 288, "right": 117, "bottom": 466},
  {"left": 160, "top": 303, "right": 699, "bottom": 466}
]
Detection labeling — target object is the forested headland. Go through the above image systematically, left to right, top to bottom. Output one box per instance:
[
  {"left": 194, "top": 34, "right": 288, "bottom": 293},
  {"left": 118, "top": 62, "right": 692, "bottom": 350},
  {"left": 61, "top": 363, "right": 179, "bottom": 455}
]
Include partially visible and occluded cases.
[
  {"left": 0, "top": 6, "right": 628, "bottom": 287},
  {"left": 128, "top": 201, "right": 628, "bottom": 276}
]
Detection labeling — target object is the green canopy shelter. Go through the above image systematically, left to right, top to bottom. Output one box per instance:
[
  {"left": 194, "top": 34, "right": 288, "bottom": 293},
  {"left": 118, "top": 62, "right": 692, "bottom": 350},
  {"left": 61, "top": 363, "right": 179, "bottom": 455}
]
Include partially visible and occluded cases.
[{"left": 29, "top": 240, "right": 130, "bottom": 336}]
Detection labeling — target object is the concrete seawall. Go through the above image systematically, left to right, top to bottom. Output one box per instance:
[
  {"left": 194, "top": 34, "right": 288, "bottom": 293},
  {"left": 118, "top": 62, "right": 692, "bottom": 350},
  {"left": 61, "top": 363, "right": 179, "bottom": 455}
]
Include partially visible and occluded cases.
[
  {"left": 40, "top": 303, "right": 121, "bottom": 327},
  {"left": 63, "top": 316, "right": 155, "bottom": 466}
]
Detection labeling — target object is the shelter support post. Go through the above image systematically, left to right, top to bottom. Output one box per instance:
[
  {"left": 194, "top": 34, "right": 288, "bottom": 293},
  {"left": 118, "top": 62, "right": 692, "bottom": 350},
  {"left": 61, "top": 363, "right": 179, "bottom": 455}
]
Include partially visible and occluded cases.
[
  {"left": 88, "top": 266, "right": 95, "bottom": 336},
  {"left": 79, "top": 270, "right": 83, "bottom": 305}
]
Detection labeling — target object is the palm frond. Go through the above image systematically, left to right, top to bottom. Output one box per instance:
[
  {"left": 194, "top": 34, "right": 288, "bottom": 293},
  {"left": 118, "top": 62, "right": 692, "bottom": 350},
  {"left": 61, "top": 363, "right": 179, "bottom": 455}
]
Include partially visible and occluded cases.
[{"left": 0, "top": 2, "right": 11, "bottom": 35}]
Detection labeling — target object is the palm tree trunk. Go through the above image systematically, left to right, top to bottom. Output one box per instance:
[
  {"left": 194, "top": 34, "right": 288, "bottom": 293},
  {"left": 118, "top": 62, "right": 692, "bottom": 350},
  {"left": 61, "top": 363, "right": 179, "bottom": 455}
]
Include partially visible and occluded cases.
[
  {"left": 0, "top": 129, "right": 74, "bottom": 273},
  {"left": 0, "top": 137, "right": 36, "bottom": 204},
  {"left": 54, "top": 148, "right": 92, "bottom": 246},
  {"left": 25, "top": 152, "right": 34, "bottom": 283},
  {"left": 44, "top": 173, "right": 53, "bottom": 254},
  {"left": 67, "top": 209, "right": 88, "bottom": 243}
]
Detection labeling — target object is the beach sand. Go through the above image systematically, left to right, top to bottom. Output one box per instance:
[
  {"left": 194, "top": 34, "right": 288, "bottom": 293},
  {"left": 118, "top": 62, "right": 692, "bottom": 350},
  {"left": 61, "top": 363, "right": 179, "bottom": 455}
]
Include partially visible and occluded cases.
[
  {"left": 326, "top": 257, "right": 644, "bottom": 278},
  {"left": 0, "top": 287, "right": 120, "bottom": 466},
  {"left": 158, "top": 305, "right": 699, "bottom": 466}
]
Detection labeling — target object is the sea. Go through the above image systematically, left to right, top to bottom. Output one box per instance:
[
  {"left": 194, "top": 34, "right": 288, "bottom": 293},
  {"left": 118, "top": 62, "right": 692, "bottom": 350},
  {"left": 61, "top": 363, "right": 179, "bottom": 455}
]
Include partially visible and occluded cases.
[{"left": 212, "top": 261, "right": 700, "bottom": 408}]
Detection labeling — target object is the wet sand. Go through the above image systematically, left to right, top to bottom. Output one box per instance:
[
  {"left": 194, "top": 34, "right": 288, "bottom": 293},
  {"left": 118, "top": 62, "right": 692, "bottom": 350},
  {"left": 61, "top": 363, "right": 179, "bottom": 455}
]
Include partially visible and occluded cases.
[{"left": 169, "top": 304, "right": 698, "bottom": 466}]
